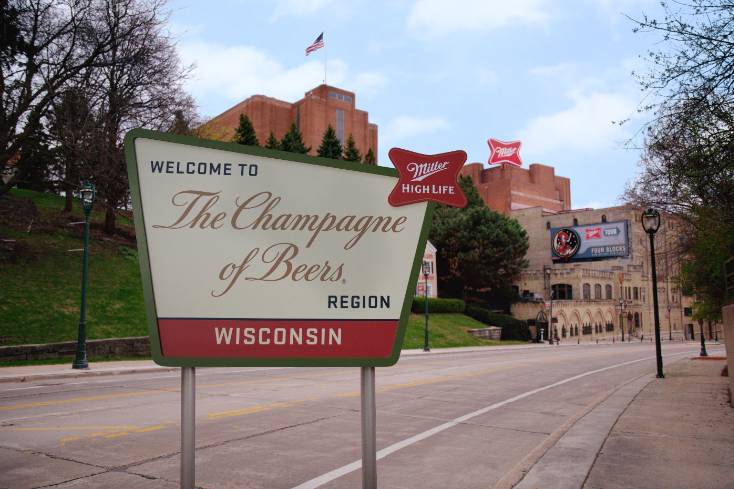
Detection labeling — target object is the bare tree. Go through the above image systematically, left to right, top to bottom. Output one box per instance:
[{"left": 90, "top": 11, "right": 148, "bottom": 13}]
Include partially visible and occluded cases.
[
  {"left": 0, "top": 0, "right": 119, "bottom": 196},
  {"left": 84, "top": 0, "right": 194, "bottom": 234},
  {"left": 630, "top": 1, "right": 734, "bottom": 120}
]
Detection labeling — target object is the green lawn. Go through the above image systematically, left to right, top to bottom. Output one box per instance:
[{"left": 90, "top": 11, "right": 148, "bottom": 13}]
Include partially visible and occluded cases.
[
  {"left": 1, "top": 189, "right": 525, "bottom": 351},
  {"left": 1, "top": 190, "right": 146, "bottom": 346},
  {"left": 403, "top": 313, "right": 525, "bottom": 349}
]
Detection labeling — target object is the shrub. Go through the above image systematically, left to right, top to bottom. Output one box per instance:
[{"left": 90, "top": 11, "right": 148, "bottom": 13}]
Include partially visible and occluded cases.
[
  {"left": 411, "top": 297, "right": 466, "bottom": 313},
  {"left": 465, "top": 304, "right": 530, "bottom": 341}
]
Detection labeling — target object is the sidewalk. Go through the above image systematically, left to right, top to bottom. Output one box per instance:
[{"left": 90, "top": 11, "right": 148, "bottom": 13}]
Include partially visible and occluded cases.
[{"left": 515, "top": 354, "right": 733, "bottom": 489}]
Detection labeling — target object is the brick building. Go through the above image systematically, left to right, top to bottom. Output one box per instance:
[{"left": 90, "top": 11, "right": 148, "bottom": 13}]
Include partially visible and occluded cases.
[
  {"left": 202, "top": 84, "right": 378, "bottom": 163},
  {"left": 460, "top": 162, "right": 571, "bottom": 215},
  {"left": 507, "top": 205, "right": 724, "bottom": 343},
  {"left": 415, "top": 241, "right": 438, "bottom": 298}
]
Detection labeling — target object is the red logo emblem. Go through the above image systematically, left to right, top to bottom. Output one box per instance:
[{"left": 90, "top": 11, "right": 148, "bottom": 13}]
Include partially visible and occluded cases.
[
  {"left": 488, "top": 138, "right": 522, "bottom": 166},
  {"left": 388, "top": 148, "right": 467, "bottom": 208},
  {"left": 585, "top": 227, "right": 602, "bottom": 240}
]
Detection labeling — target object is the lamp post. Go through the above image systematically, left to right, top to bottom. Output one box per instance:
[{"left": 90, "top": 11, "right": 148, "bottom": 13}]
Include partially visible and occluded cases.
[
  {"left": 73, "top": 182, "right": 96, "bottom": 370},
  {"left": 641, "top": 208, "right": 664, "bottom": 379},
  {"left": 422, "top": 261, "right": 431, "bottom": 352},
  {"left": 545, "top": 268, "right": 554, "bottom": 344},
  {"left": 617, "top": 273, "right": 625, "bottom": 342},
  {"left": 666, "top": 303, "right": 672, "bottom": 341},
  {"left": 698, "top": 318, "right": 708, "bottom": 357}
]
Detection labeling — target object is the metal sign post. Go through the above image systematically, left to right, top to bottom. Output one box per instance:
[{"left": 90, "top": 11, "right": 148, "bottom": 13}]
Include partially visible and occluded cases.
[
  {"left": 361, "top": 366, "right": 377, "bottom": 489},
  {"left": 181, "top": 367, "right": 195, "bottom": 489}
]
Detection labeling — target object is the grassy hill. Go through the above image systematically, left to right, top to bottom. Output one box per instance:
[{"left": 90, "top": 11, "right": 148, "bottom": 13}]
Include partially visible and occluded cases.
[{"left": 0, "top": 189, "right": 521, "bottom": 350}]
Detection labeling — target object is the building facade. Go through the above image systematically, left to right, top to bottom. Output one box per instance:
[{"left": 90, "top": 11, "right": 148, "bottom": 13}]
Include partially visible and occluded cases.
[
  {"left": 203, "top": 84, "right": 378, "bottom": 163},
  {"left": 460, "top": 162, "right": 571, "bottom": 215},
  {"left": 509, "top": 205, "right": 705, "bottom": 342},
  {"left": 416, "top": 241, "right": 438, "bottom": 298}
]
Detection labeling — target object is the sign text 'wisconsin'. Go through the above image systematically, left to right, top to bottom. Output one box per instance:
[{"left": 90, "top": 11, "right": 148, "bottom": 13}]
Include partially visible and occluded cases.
[{"left": 124, "top": 130, "right": 431, "bottom": 367}]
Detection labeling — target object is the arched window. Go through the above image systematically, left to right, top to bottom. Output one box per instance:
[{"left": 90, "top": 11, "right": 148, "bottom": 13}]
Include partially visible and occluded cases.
[
  {"left": 601, "top": 214, "right": 607, "bottom": 222},
  {"left": 573, "top": 218, "right": 579, "bottom": 226},
  {"left": 583, "top": 283, "right": 591, "bottom": 300},
  {"left": 551, "top": 284, "right": 573, "bottom": 300},
  {"left": 594, "top": 284, "right": 602, "bottom": 299},
  {"left": 605, "top": 284, "right": 613, "bottom": 300}
]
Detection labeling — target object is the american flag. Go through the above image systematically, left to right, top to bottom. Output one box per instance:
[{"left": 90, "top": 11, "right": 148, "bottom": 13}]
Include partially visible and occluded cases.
[{"left": 305, "top": 33, "right": 324, "bottom": 56}]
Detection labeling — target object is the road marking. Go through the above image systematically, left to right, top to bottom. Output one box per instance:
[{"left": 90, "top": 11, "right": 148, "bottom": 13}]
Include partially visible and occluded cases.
[{"left": 290, "top": 350, "right": 698, "bottom": 489}]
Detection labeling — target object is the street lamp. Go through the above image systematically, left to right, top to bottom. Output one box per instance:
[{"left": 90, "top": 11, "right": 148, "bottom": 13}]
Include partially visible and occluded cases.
[
  {"left": 73, "top": 181, "right": 96, "bottom": 370},
  {"left": 641, "top": 208, "right": 664, "bottom": 378},
  {"left": 422, "top": 260, "right": 431, "bottom": 352},
  {"left": 545, "top": 268, "right": 554, "bottom": 344},
  {"left": 617, "top": 272, "right": 625, "bottom": 342},
  {"left": 698, "top": 318, "right": 708, "bottom": 357}
]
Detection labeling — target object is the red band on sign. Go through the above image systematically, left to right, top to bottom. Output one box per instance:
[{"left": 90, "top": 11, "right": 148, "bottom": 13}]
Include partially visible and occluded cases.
[
  {"left": 487, "top": 138, "right": 522, "bottom": 166},
  {"left": 388, "top": 147, "right": 467, "bottom": 208},
  {"left": 158, "top": 319, "right": 398, "bottom": 359}
]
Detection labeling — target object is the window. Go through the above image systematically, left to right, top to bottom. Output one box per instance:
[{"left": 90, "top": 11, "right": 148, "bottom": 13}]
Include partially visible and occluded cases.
[
  {"left": 329, "top": 91, "right": 352, "bottom": 103},
  {"left": 336, "top": 109, "right": 345, "bottom": 143},
  {"left": 573, "top": 218, "right": 579, "bottom": 226},
  {"left": 546, "top": 221, "right": 551, "bottom": 230},
  {"left": 583, "top": 283, "right": 591, "bottom": 300},
  {"left": 552, "top": 284, "right": 573, "bottom": 300},
  {"left": 594, "top": 284, "right": 602, "bottom": 299},
  {"left": 605, "top": 284, "right": 613, "bottom": 300},
  {"left": 633, "top": 287, "right": 639, "bottom": 300},
  {"left": 684, "top": 307, "right": 692, "bottom": 317}
]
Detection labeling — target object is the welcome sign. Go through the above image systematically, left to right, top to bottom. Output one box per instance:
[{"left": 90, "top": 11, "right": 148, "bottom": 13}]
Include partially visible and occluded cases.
[{"left": 124, "top": 130, "right": 432, "bottom": 367}]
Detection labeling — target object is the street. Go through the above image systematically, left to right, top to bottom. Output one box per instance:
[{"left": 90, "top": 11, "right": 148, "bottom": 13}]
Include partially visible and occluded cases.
[{"left": 0, "top": 342, "right": 716, "bottom": 488}]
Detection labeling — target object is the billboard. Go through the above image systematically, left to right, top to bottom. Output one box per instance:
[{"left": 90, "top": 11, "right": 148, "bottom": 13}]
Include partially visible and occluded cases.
[
  {"left": 124, "top": 129, "right": 432, "bottom": 367},
  {"left": 550, "top": 220, "right": 629, "bottom": 262}
]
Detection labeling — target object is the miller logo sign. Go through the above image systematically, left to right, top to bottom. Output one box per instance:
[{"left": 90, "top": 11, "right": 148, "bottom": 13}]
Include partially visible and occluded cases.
[
  {"left": 124, "top": 129, "right": 432, "bottom": 367},
  {"left": 488, "top": 138, "right": 522, "bottom": 166},
  {"left": 388, "top": 148, "right": 467, "bottom": 208}
]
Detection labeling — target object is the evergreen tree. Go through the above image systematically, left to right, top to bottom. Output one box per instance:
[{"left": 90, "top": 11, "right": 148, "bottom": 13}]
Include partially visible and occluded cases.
[
  {"left": 232, "top": 114, "right": 259, "bottom": 146},
  {"left": 279, "top": 123, "right": 310, "bottom": 154},
  {"left": 317, "top": 125, "right": 343, "bottom": 159},
  {"left": 265, "top": 131, "right": 279, "bottom": 150},
  {"left": 343, "top": 134, "right": 361, "bottom": 162},
  {"left": 364, "top": 148, "right": 376, "bottom": 165},
  {"left": 429, "top": 176, "right": 528, "bottom": 299}
]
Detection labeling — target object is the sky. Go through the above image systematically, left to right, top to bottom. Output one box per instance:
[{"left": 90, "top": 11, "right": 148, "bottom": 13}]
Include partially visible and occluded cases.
[{"left": 167, "top": 0, "right": 666, "bottom": 210}]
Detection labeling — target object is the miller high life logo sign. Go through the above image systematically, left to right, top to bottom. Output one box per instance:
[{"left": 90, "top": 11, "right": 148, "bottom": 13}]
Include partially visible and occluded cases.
[
  {"left": 124, "top": 130, "right": 432, "bottom": 367},
  {"left": 488, "top": 138, "right": 522, "bottom": 167},
  {"left": 387, "top": 148, "right": 467, "bottom": 208}
]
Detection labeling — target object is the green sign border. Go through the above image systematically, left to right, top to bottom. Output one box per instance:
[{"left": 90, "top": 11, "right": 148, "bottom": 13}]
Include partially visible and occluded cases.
[{"left": 124, "top": 128, "right": 434, "bottom": 367}]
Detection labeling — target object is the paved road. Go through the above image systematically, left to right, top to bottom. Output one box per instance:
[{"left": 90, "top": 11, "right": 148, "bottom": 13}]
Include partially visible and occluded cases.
[{"left": 0, "top": 342, "right": 708, "bottom": 489}]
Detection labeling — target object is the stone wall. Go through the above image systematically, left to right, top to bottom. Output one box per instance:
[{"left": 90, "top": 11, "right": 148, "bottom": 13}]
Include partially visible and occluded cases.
[
  {"left": 723, "top": 304, "right": 734, "bottom": 406},
  {"left": 0, "top": 337, "right": 150, "bottom": 361}
]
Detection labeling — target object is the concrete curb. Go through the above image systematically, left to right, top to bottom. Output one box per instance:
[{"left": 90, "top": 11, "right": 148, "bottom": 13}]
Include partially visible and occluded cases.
[
  {"left": 0, "top": 344, "right": 550, "bottom": 384},
  {"left": 0, "top": 365, "right": 178, "bottom": 384}
]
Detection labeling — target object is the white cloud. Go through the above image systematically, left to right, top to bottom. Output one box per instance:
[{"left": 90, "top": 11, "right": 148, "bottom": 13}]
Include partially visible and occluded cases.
[
  {"left": 271, "top": 0, "right": 339, "bottom": 20},
  {"left": 407, "top": 0, "right": 551, "bottom": 38},
  {"left": 179, "top": 42, "right": 386, "bottom": 112},
  {"left": 529, "top": 62, "right": 577, "bottom": 77},
  {"left": 353, "top": 72, "right": 388, "bottom": 94},
  {"left": 517, "top": 91, "right": 636, "bottom": 154},
  {"left": 385, "top": 115, "right": 450, "bottom": 141}
]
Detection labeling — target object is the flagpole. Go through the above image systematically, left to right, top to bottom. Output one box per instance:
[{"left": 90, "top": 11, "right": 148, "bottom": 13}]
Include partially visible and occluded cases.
[{"left": 324, "top": 32, "right": 327, "bottom": 86}]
